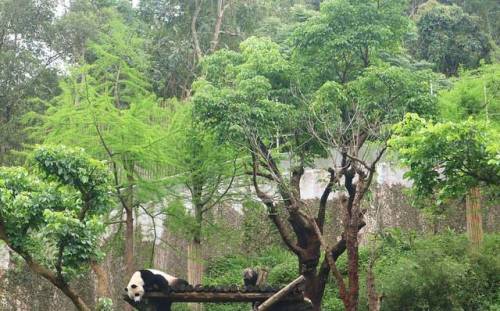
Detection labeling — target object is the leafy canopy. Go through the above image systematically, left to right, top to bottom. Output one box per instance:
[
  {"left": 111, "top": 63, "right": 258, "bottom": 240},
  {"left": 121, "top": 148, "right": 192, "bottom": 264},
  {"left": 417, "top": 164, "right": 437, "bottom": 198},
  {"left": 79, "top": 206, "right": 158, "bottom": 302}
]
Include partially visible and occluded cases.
[
  {"left": 291, "top": 0, "right": 409, "bottom": 87},
  {"left": 414, "top": 3, "right": 492, "bottom": 76},
  {"left": 37, "top": 16, "right": 170, "bottom": 200},
  {"left": 193, "top": 37, "right": 294, "bottom": 145},
  {"left": 390, "top": 63, "right": 500, "bottom": 201},
  {"left": 439, "top": 64, "right": 499, "bottom": 124},
  {"left": 310, "top": 66, "right": 437, "bottom": 150},
  {"left": 161, "top": 101, "right": 239, "bottom": 239},
  {"left": 390, "top": 114, "right": 499, "bottom": 201},
  {"left": 0, "top": 145, "right": 112, "bottom": 279}
]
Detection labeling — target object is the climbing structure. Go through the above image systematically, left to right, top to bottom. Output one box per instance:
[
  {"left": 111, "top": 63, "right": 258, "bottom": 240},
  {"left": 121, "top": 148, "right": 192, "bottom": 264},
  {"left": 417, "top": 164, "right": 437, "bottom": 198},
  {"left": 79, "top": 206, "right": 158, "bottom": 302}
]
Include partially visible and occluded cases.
[{"left": 124, "top": 284, "right": 313, "bottom": 311}]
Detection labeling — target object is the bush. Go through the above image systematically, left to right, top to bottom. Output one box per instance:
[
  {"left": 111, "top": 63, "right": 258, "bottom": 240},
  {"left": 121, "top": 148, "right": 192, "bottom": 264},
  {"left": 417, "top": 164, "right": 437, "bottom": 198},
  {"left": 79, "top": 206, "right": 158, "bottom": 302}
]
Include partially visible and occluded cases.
[
  {"left": 197, "top": 232, "right": 500, "bottom": 311},
  {"left": 372, "top": 232, "right": 500, "bottom": 310},
  {"left": 203, "top": 246, "right": 297, "bottom": 311}
]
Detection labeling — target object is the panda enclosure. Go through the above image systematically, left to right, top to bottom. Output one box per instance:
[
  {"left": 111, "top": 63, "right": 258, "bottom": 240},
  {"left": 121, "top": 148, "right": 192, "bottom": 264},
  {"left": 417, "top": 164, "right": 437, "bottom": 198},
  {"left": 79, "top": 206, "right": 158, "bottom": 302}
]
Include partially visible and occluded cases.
[{"left": 0, "top": 0, "right": 499, "bottom": 311}]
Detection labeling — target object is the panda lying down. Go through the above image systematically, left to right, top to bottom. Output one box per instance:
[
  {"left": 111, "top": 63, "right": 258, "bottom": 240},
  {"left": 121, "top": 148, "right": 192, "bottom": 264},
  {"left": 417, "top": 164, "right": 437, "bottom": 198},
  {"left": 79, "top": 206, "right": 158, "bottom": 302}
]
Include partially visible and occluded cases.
[{"left": 125, "top": 269, "right": 189, "bottom": 302}]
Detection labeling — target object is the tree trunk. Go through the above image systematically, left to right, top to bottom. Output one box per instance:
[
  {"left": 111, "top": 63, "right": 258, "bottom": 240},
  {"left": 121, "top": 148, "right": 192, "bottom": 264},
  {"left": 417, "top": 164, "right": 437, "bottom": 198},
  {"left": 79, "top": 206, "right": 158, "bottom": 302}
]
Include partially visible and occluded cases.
[
  {"left": 191, "top": 0, "right": 203, "bottom": 62},
  {"left": 209, "top": 0, "right": 228, "bottom": 53},
  {"left": 124, "top": 162, "right": 136, "bottom": 278},
  {"left": 466, "top": 186, "right": 483, "bottom": 249},
  {"left": 188, "top": 199, "right": 204, "bottom": 311},
  {"left": 124, "top": 206, "right": 135, "bottom": 311},
  {"left": 125, "top": 207, "right": 135, "bottom": 275},
  {"left": 346, "top": 223, "right": 359, "bottom": 311},
  {"left": 187, "top": 240, "right": 204, "bottom": 311},
  {"left": 91, "top": 261, "right": 111, "bottom": 302},
  {"left": 366, "top": 263, "right": 381, "bottom": 311},
  {"left": 302, "top": 268, "right": 322, "bottom": 311},
  {"left": 58, "top": 283, "right": 92, "bottom": 311}
]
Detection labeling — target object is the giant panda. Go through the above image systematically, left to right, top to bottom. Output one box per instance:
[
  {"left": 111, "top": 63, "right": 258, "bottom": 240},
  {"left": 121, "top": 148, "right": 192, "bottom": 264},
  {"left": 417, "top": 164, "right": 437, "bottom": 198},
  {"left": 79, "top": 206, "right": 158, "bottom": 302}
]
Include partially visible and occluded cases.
[{"left": 125, "top": 269, "right": 189, "bottom": 302}]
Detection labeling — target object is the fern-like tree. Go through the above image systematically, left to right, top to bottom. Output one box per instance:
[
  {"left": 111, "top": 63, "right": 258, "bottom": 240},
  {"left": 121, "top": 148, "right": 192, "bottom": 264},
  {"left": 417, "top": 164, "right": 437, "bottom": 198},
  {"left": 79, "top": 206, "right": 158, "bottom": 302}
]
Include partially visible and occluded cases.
[
  {"left": 35, "top": 16, "right": 169, "bottom": 281},
  {"left": 161, "top": 102, "right": 239, "bottom": 311},
  {"left": 0, "top": 145, "right": 112, "bottom": 311}
]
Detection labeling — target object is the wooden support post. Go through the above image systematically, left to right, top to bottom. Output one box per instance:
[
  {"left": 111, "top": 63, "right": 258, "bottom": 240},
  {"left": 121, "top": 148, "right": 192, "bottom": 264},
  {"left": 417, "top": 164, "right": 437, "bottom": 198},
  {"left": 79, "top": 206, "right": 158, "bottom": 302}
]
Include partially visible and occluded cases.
[
  {"left": 466, "top": 186, "right": 483, "bottom": 249},
  {"left": 256, "top": 268, "right": 269, "bottom": 287},
  {"left": 257, "top": 276, "right": 305, "bottom": 311}
]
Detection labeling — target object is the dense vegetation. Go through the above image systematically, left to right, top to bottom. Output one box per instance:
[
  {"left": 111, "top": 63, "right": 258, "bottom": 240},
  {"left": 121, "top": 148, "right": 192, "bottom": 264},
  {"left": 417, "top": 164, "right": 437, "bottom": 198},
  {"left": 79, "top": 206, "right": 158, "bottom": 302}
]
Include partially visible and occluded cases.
[{"left": 0, "top": 0, "right": 498, "bottom": 310}]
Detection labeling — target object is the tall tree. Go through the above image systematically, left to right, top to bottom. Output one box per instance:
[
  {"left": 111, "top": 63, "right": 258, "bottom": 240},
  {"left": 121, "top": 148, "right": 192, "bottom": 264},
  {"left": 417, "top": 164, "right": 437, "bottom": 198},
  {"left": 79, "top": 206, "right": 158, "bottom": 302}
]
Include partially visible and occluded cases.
[
  {"left": 0, "top": 0, "right": 59, "bottom": 165},
  {"left": 138, "top": 0, "right": 265, "bottom": 99},
  {"left": 291, "top": 0, "right": 409, "bottom": 87},
  {"left": 432, "top": 0, "right": 500, "bottom": 45},
  {"left": 414, "top": 3, "right": 492, "bottom": 76},
  {"left": 36, "top": 15, "right": 169, "bottom": 281},
  {"left": 192, "top": 32, "right": 436, "bottom": 310},
  {"left": 390, "top": 64, "right": 500, "bottom": 248},
  {"left": 307, "top": 66, "right": 436, "bottom": 310},
  {"left": 162, "top": 102, "right": 239, "bottom": 310},
  {"left": 391, "top": 116, "right": 499, "bottom": 247},
  {"left": 0, "top": 145, "right": 112, "bottom": 311}
]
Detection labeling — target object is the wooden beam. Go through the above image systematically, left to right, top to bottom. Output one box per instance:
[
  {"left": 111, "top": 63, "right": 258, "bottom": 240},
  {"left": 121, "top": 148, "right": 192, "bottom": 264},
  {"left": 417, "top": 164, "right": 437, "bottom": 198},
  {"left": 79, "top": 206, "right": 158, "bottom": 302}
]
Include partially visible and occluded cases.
[
  {"left": 257, "top": 276, "right": 305, "bottom": 311},
  {"left": 124, "top": 291, "right": 303, "bottom": 304}
]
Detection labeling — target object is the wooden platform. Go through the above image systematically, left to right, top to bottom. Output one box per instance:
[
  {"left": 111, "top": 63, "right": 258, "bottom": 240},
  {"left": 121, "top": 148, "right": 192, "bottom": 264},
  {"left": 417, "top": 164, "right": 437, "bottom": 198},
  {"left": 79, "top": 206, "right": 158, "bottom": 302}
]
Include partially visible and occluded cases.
[{"left": 124, "top": 286, "right": 312, "bottom": 311}]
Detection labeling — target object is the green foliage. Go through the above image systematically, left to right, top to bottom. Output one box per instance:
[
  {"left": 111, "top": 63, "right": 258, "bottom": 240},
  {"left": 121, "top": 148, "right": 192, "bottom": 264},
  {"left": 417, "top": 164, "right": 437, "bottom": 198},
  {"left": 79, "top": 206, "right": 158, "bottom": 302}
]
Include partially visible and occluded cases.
[
  {"left": 0, "top": 0, "right": 59, "bottom": 165},
  {"left": 138, "top": 0, "right": 267, "bottom": 98},
  {"left": 292, "top": 0, "right": 410, "bottom": 87},
  {"left": 254, "top": 3, "right": 318, "bottom": 44},
  {"left": 414, "top": 3, "right": 492, "bottom": 76},
  {"left": 37, "top": 15, "right": 170, "bottom": 201},
  {"left": 194, "top": 37, "right": 294, "bottom": 144},
  {"left": 390, "top": 62, "right": 499, "bottom": 211},
  {"left": 439, "top": 64, "right": 500, "bottom": 124},
  {"left": 310, "top": 66, "right": 437, "bottom": 147},
  {"left": 160, "top": 100, "right": 239, "bottom": 243},
  {"left": 391, "top": 114, "right": 499, "bottom": 202},
  {"left": 0, "top": 145, "right": 112, "bottom": 279},
  {"left": 32, "top": 145, "right": 111, "bottom": 215},
  {"left": 241, "top": 200, "right": 280, "bottom": 253},
  {"left": 372, "top": 232, "right": 500, "bottom": 310},
  {"left": 201, "top": 233, "right": 500, "bottom": 311},
  {"left": 203, "top": 246, "right": 297, "bottom": 311},
  {"left": 96, "top": 297, "right": 113, "bottom": 311}
]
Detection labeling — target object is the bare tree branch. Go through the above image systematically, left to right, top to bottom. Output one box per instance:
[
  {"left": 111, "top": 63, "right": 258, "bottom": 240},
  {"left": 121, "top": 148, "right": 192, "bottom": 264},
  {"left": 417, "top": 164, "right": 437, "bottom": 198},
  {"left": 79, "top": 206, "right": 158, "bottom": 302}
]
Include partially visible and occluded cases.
[
  {"left": 191, "top": 0, "right": 203, "bottom": 62},
  {"left": 209, "top": 0, "right": 232, "bottom": 53},
  {"left": 318, "top": 168, "right": 335, "bottom": 232}
]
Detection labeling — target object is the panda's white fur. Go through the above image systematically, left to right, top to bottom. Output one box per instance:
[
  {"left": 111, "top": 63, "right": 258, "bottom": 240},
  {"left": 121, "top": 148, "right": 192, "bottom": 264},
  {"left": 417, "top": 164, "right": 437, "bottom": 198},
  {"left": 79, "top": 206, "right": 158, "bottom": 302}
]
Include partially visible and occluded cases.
[
  {"left": 126, "top": 269, "right": 188, "bottom": 302},
  {"left": 147, "top": 269, "right": 178, "bottom": 284}
]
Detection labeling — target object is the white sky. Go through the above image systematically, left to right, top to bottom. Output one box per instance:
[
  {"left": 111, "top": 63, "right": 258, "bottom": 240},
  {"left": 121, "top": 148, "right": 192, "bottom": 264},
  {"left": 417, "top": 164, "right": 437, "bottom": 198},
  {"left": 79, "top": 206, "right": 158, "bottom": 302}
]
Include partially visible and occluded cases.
[{"left": 56, "top": 0, "right": 140, "bottom": 17}]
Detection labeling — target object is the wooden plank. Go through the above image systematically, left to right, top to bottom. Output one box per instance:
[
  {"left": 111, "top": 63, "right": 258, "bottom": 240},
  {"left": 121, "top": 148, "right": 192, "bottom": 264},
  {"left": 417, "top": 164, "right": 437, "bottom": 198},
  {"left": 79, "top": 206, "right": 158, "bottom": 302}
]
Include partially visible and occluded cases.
[
  {"left": 124, "top": 289, "right": 304, "bottom": 306},
  {"left": 137, "top": 291, "right": 303, "bottom": 303}
]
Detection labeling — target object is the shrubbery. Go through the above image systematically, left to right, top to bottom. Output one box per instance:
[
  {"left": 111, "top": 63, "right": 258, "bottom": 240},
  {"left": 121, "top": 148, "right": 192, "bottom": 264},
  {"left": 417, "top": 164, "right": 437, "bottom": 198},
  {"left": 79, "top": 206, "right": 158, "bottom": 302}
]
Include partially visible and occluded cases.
[
  {"left": 369, "top": 231, "right": 499, "bottom": 311},
  {"left": 194, "top": 232, "right": 499, "bottom": 311}
]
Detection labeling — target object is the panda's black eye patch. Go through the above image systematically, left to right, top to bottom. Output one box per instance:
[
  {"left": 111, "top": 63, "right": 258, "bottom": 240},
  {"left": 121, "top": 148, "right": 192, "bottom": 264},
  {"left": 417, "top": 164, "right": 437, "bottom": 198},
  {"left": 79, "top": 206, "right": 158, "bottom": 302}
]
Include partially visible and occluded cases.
[
  {"left": 131, "top": 284, "right": 137, "bottom": 289},
  {"left": 124, "top": 287, "right": 128, "bottom": 292}
]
